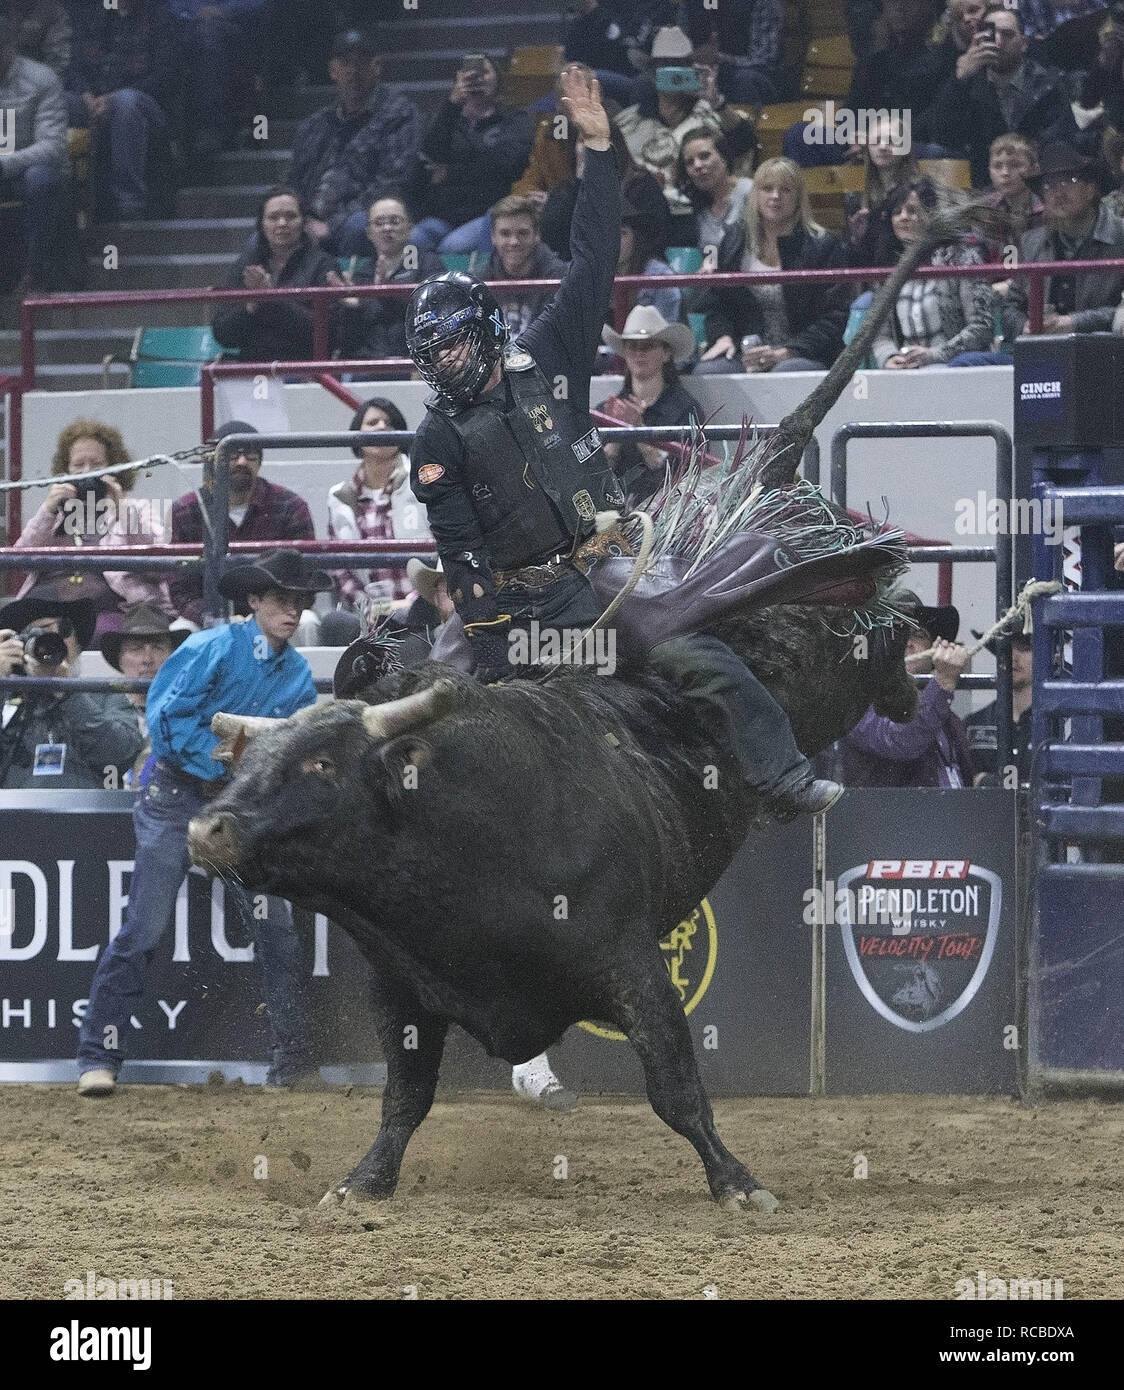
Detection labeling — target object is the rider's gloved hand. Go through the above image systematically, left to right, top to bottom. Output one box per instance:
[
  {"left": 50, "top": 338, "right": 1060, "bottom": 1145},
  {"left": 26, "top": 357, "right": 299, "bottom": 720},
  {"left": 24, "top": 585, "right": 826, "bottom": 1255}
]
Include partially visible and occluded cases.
[{"left": 468, "top": 626, "right": 512, "bottom": 685}]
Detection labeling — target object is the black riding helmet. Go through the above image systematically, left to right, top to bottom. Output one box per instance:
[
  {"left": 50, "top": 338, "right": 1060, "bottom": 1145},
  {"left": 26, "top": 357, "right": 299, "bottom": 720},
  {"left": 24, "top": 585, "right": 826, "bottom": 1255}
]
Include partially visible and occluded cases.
[{"left": 405, "top": 271, "right": 508, "bottom": 408}]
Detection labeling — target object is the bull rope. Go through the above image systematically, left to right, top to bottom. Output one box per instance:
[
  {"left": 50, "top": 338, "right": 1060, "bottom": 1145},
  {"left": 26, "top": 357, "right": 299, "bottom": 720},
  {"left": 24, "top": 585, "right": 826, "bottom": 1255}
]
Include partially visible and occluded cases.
[
  {"left": 533, "top": 508, "right": 654, "bottom": 684},
  {"left": 904, "top": 578, "right": 1061, "bottom": 667}
]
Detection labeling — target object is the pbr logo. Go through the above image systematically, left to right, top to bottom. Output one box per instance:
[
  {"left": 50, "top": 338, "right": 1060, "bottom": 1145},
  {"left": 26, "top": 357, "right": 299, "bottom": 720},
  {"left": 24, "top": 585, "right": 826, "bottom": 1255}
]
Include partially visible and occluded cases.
[
  {"left": 836, "top": 859, "right": 1001, "bottom": 1033},
  {"left": 580, "top": 900, "right": 717, "bottom": 1040}
]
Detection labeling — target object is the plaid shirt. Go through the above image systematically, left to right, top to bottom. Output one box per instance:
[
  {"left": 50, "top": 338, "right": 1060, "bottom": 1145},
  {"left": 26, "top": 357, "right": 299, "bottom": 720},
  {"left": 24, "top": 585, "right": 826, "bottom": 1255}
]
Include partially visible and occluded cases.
[
  {"left": 1015, "top": 0, "right": 1106, "bottom": 40},
  {"left": 288, "top": 86, "right": 422, "bottom": 238},
  {"left": 327, "top": 464, "right": 415, "bottom": 611},
  {"left": 169, "top": 475, "right": 315, "bottom": 626}
]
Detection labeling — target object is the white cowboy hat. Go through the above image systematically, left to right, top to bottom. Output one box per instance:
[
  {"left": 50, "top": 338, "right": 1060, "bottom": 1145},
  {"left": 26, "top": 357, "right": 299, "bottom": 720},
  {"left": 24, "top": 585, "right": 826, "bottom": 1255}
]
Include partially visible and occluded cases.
[
  {"left": 650, "top": 26, "right": 693, "bottom": 61},
  {"left": 601, "top": 304, "right": 697, "bottom": 363},
  {"left": 406, "top": 556, "right": 444, "bottom": 605}
]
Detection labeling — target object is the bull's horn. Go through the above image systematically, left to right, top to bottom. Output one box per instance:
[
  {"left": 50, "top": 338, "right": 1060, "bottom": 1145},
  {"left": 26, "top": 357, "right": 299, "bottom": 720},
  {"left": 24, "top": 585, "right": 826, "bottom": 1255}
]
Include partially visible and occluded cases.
[
  {"left": 360, "top": 679, "right": 460, "bottom": 740},
  {"left": 210, "top": 711, "right": 290, "bottom": 765},
  {"left": 211, "top": 712, "right": 288, "bottom": 739}
]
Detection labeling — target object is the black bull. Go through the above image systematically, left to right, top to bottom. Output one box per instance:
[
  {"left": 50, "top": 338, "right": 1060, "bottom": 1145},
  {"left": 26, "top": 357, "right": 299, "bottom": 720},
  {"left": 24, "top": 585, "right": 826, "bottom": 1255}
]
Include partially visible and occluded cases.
[{"left": 187, "top": 604, "right": 916, "bottom": 1210}]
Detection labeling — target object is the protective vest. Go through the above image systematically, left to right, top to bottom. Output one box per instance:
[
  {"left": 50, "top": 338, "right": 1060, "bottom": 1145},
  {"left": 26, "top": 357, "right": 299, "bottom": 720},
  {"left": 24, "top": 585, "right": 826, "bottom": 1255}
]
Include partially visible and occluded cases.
[{"left": 430, "top": 343, "right": 625, "bottom": 569}]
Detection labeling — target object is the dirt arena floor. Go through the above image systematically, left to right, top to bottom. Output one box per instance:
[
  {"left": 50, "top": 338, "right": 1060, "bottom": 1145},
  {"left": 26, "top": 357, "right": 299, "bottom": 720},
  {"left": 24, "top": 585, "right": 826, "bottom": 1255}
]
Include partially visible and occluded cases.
[{"left": 2, "top": 1085, "right": 1122, "bottom": 1300}]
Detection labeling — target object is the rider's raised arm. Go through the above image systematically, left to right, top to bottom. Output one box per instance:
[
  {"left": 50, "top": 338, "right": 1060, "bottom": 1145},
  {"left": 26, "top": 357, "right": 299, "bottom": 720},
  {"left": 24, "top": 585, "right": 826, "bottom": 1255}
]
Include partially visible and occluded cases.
[{"left": 521, "top": 74, "right": 620, "bottom": 385}]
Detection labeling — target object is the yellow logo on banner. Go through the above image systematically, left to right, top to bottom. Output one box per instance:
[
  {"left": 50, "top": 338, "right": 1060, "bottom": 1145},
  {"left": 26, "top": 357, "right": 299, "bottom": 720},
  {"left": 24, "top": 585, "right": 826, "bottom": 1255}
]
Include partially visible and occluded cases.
[{"left": 578, "top": 899, "right": 718, "bottom": 1040}]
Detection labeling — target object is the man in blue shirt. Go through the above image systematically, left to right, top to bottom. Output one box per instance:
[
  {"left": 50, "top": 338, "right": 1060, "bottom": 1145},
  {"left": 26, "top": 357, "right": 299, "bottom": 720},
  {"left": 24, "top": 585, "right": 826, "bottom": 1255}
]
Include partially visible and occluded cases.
[{"left": 77, "top": 550, "right": 331, "bottom": 1097}]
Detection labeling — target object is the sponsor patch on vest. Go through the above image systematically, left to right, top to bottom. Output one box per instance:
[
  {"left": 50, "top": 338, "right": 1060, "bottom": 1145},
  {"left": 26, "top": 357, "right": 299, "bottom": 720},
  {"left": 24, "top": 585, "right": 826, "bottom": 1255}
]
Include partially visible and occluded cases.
[
  {"left": 527, "top": 403, "right": 554, "bottom": 433},
  {"left": 571, "top": 427, "right": 602, "bottom": 464},
  {"left": 417, "top": 463, "right": 445, "bottom": 485},
  {"left": 572, "top": 488, "right": 596, "bottom": 520}
]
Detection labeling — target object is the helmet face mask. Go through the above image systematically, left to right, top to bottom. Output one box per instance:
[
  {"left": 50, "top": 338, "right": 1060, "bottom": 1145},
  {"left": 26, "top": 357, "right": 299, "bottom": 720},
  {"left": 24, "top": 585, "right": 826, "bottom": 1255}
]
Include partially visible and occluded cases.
[{"left": 406, "top": 272, "right": 508, "bottom": 408}]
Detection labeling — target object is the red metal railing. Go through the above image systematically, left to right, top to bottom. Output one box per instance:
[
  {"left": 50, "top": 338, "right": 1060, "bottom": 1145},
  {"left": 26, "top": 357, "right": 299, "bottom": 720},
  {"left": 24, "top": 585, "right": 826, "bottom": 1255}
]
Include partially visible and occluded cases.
[{"left": 18, "top": 256, "right": 1123, "bottom": 390}]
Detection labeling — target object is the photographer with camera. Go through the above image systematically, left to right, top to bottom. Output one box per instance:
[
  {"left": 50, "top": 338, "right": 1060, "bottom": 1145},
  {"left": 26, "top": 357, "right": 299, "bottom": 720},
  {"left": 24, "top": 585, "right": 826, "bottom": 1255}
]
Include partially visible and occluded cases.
[
  {"left": 615, "top": 26, "right": 757, "bottom": 217},
  {"left": 13, "top": 418, "right": 173, "bottom": 643},
  {"left": 0, "top": 582, "right": 144, "bottom": 790}
]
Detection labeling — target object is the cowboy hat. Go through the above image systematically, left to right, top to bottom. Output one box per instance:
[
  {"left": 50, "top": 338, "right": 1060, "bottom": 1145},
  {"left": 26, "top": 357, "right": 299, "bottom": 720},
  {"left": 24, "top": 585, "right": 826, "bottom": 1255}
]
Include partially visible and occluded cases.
[
  {"left": 650, "top": 26, "right": 693, "bottom": 61},
  {"left": 1028, "top": 142, "right": 1108, "bottom": 194},
  {"left": 601, "top": 304, "right": 696, "bottom": 363},
  {"left": 218, "top": 549, "right": 333, "bottom": 601},
  {"left": 406, "top": 556, "right": 444, "bottom": 605},
  {"left": 0, "top": 578, "right": 98, "bottom": 648},
  {"left": 894, "top": 588, "right": 960, "bottom": 644},
  {"left": 99, "top": 602, "right": 188, "bottom": 672}
]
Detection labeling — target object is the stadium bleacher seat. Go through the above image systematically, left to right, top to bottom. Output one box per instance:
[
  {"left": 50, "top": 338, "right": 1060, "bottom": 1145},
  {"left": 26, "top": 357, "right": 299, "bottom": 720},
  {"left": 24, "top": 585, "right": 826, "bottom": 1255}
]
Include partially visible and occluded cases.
[
  {"left": 803, "top": 0, "right": 850, "bottom": 40},
  {"left": 800, "top": 34, "right": 855, "bottom": 98},
  {"left": 503, "top": 45, "right": 564, "bottom": 109},
  {"left": 753, "top": 101, "right": 824, "bottom": 160},
  {"left": 918, "top": 158, "right": 973, "bottom": 191},
  {"left": 802, "top": 162, "right": 864, "bottom": 230},
  {"left": 666, "top": 246, "right": 704, "bottom": 273},
  {"left": 109, "top": 326, "right": 227, "bottom": 389}
]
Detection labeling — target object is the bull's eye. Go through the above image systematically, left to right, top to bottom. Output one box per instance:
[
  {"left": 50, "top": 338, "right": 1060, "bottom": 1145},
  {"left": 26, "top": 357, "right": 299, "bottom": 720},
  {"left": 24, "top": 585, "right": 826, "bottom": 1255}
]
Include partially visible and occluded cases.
[{"left": 301, "top": 755, "right": 336, "bottom": 777}]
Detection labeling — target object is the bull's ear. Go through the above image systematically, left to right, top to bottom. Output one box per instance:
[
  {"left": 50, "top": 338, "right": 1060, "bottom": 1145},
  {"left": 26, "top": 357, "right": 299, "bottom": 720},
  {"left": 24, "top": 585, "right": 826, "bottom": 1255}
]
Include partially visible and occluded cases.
[{"left": 378, "top": 736, "right": 433, "bottom": 797}]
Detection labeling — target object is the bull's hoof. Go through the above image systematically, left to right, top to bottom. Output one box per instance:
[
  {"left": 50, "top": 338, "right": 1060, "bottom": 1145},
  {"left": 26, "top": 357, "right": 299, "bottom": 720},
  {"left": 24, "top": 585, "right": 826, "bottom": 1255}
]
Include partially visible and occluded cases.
[
  {"left": 317, "top": 1180, "right": 393, "bottom": 1208},
  {"left": 719, "top": 1187, "right": 779, "bottom": 1214}
]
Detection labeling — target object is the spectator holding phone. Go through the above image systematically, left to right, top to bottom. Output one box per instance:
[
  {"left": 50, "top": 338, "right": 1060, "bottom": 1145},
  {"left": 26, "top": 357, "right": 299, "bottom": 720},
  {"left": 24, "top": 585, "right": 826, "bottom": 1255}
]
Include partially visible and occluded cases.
[
  {"left": 923, "top": 3, "right": 1078, "bottom": 187},
  {"left": 615, "top": 37, "right": 756, "bottom": 216},
  {"left": 408, "top": 53, "right": 534, "bottom": 259}
]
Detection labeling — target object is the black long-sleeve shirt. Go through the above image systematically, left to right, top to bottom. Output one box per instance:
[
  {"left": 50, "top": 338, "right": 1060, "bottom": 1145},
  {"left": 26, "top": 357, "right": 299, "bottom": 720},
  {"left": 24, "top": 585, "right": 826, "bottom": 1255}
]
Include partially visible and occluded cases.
[
  {"left": 417, "top": 99, "right": 534, "bottom": 228},
  {"left": 410, "top": 145, "right": 621, "bottom": 632},
  {"left": 212, "top": 235, "right": 337, "bottom": 362}
]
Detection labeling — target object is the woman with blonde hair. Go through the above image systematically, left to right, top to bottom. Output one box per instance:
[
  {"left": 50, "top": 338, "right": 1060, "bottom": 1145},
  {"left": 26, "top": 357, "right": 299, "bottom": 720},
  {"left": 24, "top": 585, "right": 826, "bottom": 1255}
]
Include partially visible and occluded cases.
[
  {"left": 694, "top": 156, "right": 849, "bottom": 374},
  {"left": 14, "top": 418, "right": 174, "bottom": 642}
]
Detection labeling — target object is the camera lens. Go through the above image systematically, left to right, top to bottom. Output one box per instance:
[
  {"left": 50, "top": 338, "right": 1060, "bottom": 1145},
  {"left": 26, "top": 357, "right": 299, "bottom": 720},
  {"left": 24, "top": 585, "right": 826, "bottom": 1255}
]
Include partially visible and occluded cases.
[{"left": 23, "top": 628, "right": 68, "bottom": 667}]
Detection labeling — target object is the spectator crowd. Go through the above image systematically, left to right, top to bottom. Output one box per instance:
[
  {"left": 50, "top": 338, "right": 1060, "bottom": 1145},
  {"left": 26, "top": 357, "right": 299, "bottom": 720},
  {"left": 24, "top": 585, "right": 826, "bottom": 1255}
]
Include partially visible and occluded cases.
[{"left": 6, "top": 0, "right": 1124, "bottom": 790}]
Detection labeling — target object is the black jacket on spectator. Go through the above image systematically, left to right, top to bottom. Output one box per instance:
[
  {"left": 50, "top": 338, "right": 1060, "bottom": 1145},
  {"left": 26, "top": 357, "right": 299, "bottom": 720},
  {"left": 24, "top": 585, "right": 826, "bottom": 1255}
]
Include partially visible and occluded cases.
[
  {"left": 66, "top": 0, "right": 179, "bottom": 107},
  {"left": 564, "top": 0, "right": 634, "bottom": 75},
  {"left": 681, "top": 0, "right": 784, "bottom": 79},
  {"left": 846, "top": 28, "right": 954, "bottom": 118},
  {"left": 923, "top": 60, "right": 1078, "bottom": 188},
  {"left": 287, "top": 86, "right": 423, "bottom": 242},
  {"left": 411, "top": 99, "right": 534, "bottom": 229},
  {"left": 542, "top": 168, "right": 668, "bottom": 261},
  {"left": 696, "top": 221, "right": 849, "bottom": 368},
  {"left": 212, "top": 234, "right": 337, "bottom": 362},
  {"left": 333, "top": 248, "right": 444, "bottom": 361},
  {"left": 613, "top": 382, "right": 702, "bottom": 507},
  {"left": 0, "top": 691, "right": 143, "bottom": 790}
]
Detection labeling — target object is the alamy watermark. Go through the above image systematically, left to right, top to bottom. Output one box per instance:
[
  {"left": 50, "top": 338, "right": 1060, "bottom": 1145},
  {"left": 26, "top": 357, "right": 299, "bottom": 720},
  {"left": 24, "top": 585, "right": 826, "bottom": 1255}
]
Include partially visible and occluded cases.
[
  {"left": 802, "top": 102, "right": 912, "bottom": 155},
  {"left": 953, "top": 491, "right": 1064, "bottom": 545},
  {"left": 58, "top": 495, "right": 172, "bottom": 538},
  {"left": 508, "top": 620, "right": 617, "bottom": 676},
  {"left": 953, "top": 1270, "right": 1065, "bottom": 1300}
]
